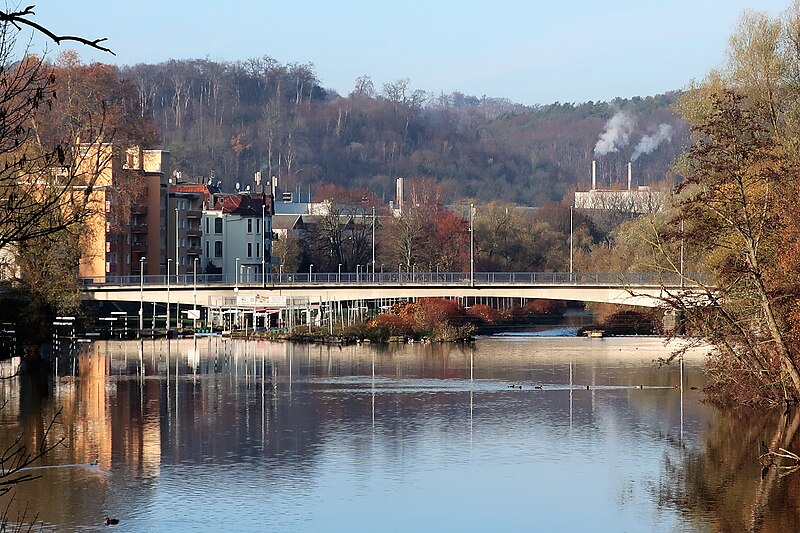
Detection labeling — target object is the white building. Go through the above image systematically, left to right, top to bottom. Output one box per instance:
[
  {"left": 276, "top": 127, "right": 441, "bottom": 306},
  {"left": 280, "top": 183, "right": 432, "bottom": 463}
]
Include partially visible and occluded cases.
[
  {"left": 574, "top": 160, "right": 667, "bottom": 214},
  {"left": 201, "top": 193, "right": 272, "bottom": 282}
]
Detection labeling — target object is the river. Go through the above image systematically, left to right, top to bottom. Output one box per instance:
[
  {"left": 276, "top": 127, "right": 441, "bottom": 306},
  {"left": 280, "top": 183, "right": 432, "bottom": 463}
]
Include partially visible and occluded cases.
[{"left": 0, "top": 334, "right": 797, "bottom": 532}]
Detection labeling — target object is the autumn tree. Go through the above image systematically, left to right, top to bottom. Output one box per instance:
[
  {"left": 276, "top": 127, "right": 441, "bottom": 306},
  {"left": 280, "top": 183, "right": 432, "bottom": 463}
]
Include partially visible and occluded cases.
[
  {"left": 654, "top": 4, "right": 800, "bottom": 405},
  {"left": 667, "top": 90, "right": 800, "bottom": 405},
  {"left": 381, "top": 179, "right": 469, "bottom": 271},
  {"left": 302, "top": 184, "right": 381, "bottom": 272},
  {"left": 472, "top": 202, "right": 593, "bottom": 272}
]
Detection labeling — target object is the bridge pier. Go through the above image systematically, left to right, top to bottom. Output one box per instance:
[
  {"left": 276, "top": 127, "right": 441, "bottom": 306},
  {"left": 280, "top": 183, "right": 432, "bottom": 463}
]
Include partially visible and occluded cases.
[{"left": 662, "top": 309, "right": 686, "bottom": 336}]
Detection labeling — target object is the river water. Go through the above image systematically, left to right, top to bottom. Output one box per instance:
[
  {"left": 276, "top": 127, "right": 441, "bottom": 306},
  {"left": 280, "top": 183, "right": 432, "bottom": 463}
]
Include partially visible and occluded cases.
[{"left": 0, "top": 334, "right": 798, "bottom": 532}]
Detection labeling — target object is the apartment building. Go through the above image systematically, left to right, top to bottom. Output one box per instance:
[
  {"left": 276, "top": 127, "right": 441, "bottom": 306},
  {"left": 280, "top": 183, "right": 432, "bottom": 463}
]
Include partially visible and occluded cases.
[
  {"left": 167, "top": 183, "right": 219, "bottom": 277},
  {"left": 201, "top": 193, "right": 273, "bottom": 281}
]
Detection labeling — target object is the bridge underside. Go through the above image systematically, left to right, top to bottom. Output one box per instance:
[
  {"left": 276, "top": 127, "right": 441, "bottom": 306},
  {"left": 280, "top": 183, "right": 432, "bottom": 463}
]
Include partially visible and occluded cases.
[{"left": 84, "top": 283, "right": 677, "bottom": 308}]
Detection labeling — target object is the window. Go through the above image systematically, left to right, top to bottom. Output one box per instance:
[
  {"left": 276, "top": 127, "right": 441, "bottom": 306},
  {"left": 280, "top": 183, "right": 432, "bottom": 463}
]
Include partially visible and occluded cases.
[
  {"left": 205, "top": 218, "right": 209, "bottom": 233},
  {"left": 214, "top": 218, "right": 223, "bottom": 234},
  {"left": 256, "top": 218, "right": 260, "bottom": 234},
  {"left": 247, "top": 219, "right": 253, "bottom": 234},
  {"left": 205, "top": 241, "right": 210, "bottom": 257},
  {"left": 214, "top": 241, "right": 223, "bottom": 258},
  {"left": 247, "top": 243, "right": 253, "bottom": 258},
  {"left": 256, "top": 243, "right": 260, "bottom": 258}
]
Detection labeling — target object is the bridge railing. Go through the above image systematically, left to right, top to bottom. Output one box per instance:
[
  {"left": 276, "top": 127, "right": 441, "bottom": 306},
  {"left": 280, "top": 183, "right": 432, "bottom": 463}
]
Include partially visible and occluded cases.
[{"left": 80, "top": 271, "right": 707, "bottom": 288}]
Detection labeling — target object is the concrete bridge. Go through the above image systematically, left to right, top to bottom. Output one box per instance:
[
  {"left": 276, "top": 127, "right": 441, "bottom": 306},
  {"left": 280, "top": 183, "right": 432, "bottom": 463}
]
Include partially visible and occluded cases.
[{"left": 82, "top": 271, "right": 699, "bottom": 309}]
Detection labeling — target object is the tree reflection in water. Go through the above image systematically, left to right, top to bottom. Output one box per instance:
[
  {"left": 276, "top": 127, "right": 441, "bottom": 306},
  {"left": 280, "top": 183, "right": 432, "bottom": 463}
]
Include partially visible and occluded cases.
[{"left": 659, "top": 408, "right": 800, "bottom": 532}]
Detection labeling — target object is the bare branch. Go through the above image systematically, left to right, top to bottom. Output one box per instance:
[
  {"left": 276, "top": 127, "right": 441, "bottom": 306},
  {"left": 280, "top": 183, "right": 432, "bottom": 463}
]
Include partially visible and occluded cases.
[{"left": 0, "top": 5, "right": 114, "bottom": 55}]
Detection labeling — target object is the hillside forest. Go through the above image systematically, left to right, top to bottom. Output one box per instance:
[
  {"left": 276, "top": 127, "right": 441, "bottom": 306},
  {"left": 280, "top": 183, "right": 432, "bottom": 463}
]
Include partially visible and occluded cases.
[{"left": 121, "top": 57, "right": 687, "bottom": 205}]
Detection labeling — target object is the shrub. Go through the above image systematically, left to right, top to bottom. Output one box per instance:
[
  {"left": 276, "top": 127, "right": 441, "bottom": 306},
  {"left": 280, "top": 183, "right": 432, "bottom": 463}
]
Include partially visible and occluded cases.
[
  {"left": 414, "top": 298, "right": 466, "bottom": 333},
  {"left": 524, "top": 299, "right": 564, "bottom": 316},
  {"left": 466, "top": 304, "right": 502, "bottom": 325},
  {"left": 368, "top": 314, "right": 414, "bottom": 336}
]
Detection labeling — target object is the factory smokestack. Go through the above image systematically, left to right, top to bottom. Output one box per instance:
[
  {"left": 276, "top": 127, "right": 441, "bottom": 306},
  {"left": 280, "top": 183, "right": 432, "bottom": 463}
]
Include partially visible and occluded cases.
[
  {"left": 592, "top": 160, "right": 596, "bottom": 190},
  {"left": 627, "top": 162, "right": 632, "bottom": 191},
  {"left": 396, "top": 177, "right": 404, "bottom": 213}
]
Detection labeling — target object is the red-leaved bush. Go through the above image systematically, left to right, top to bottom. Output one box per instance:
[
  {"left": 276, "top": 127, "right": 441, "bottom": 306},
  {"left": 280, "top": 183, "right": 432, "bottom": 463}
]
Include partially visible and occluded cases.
[
  {"left": 466, "top": 304, "right": 502, "bottom": 325},
  {"left": 368, "top": 314, "right": 414, "bottom": 336}
]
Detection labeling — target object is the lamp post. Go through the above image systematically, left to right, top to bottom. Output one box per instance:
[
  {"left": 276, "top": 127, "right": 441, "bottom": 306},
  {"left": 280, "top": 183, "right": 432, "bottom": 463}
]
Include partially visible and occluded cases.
[
  {"left": 261, "top": 202, "right": 266, "bottom": 288},
  {"left": 469, "top": 203, "right": 474, "bottom": 287},
  {"left": 371, "top": 206, "right": 376, "bottom": 281},
  {"left": 569, "top": 206, "right": 574, "bottom": 282},
  {"left": 175, "top": 207, "right": 179, "bottom": 284},
  {"left": 680, "top": 219, "right": 685, "bottom": 288},
  {"left": 139, "top": 257, "right": 146, "bottom": 336},
  {"left": 193, "top": 257, "right": 198, "bottom": 331},
  {"left": 235, "top": 257, "right": 240, "bottom": 291},
  {"left": 166, "top": 258, "right": 172, "bottom": 332},
  {"left": 309, "top": 263, "right": 313, "bottom": 281},
  {"left": 338, "top": 263, "right": 342, "bottom": 283},
  {"left": 356, "top": 264, "right": 360, "bottom": 282}
]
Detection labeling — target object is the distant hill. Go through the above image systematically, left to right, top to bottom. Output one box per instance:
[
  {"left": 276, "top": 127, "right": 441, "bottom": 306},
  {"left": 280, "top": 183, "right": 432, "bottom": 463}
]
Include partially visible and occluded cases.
[{"left": 123, "top": 57, "right": 687, "bottom": 205}]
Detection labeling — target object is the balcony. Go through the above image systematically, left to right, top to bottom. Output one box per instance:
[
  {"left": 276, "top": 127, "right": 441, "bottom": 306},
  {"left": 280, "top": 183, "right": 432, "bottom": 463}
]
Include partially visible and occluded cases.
[
  {"left": 131, "top": 204, "right": 148, "bottom": 215},
  {"left": 186, "top": 209, "right": 202, "bottom": 219},
  {"left": 132, "top": 224, "right": 148, "bottom": 234},
  {"left": 131, "top": 242, "right": 148, "bottom": 253},
  {"left": 186, "top": 247, "right": 202, "bottom": 256}
]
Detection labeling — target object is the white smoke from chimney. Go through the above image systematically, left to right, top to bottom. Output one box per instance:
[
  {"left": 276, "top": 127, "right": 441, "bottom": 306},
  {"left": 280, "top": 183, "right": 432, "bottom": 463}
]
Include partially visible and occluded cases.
[
  {"left": 593, "top": 111, "right": 636, "bottom": 157},
  {"left": 631, "top": 123, "right": 673, "bottom": 161}
]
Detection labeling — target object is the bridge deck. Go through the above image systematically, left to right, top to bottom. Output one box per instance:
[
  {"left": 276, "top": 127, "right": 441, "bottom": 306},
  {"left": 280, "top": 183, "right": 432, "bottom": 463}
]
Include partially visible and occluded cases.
[{"left": 82, "top": 272, "right": 702, "bottom": 308}]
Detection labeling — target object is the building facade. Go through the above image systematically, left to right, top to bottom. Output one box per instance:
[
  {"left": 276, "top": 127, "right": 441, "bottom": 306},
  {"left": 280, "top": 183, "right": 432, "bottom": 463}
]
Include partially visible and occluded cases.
[
  {"left": 79, "top": 146, "right": 170, "bottom": 279},
  {"left": 201, "top": 193, "right": 273, "bottom": 281}
]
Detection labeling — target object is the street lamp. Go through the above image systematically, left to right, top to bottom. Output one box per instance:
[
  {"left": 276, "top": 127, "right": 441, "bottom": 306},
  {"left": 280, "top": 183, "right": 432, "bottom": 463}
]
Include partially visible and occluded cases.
[
  {"left": 261, "top": 202, "right": 266, "bottom": 288},
  {"left": 470, "top": 203, "right": 474, "bottom": 288},
  {"left": 371, "top": 206, "right": 376, "bottom": 281},
  {"left": 569, "top": 206, "right": 574, "bottom": 282},
  {"left": 176, "top": 207, "right": 180, "bottom": 284},
  {"left": 680, "top": 219, "right": 685, "bottom": 288},
  {"left": 139, "top": 257, "right": 146, "bottom": 335},
  {"left": 193, "top": 257, "right": 198, "bottom": 331},
  {"left": 235, "top": 257, "right": 240, "bottom": 290},
  {"left": 167, "top": 258, "right": 172, "bottom": 331},
  {"left": 309, "top": 263, "right": 313, "bottom": 281},
  {"left": 338, "top": 263, "right": 342, "bottom": 283}
]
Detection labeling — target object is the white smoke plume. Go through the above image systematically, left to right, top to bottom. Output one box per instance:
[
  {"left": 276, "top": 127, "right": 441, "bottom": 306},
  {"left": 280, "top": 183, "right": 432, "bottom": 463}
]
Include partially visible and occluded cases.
[
  {"left": 593, "top": 111, "right": 636, "bottom": 157},
  {"left": 631, "top": 123, "right": 673, "bottom": 161}
]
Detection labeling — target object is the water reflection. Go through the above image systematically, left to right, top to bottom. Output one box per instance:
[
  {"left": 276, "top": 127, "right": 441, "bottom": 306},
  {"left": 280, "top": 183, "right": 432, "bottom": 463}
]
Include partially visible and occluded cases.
[
  {"left": 0, "top": 337, "right": 794, "bottom": 531},
  {"left": 659, "top": 406, "right": 800, "bottom": 533}
]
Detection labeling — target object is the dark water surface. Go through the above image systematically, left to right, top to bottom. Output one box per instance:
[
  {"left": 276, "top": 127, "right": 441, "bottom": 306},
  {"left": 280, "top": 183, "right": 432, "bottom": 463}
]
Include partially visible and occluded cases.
[{"left": 1, "top": 335, "right": 798, "bottom": 532}]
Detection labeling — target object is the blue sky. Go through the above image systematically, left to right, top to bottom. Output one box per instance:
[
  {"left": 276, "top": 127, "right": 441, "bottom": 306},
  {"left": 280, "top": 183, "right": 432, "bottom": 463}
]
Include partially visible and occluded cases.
[{"left": 25, "top": 1, "right": 791, "bottom": 105}]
